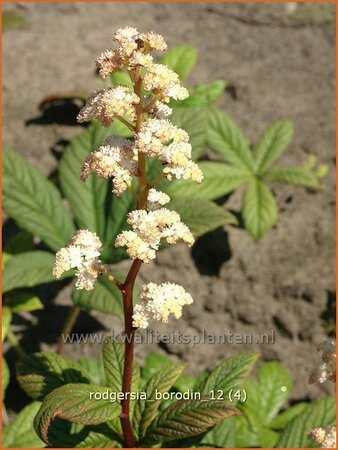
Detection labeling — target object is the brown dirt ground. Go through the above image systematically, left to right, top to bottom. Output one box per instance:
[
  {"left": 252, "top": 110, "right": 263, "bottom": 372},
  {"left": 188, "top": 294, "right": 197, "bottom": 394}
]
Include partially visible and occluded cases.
[{"left": 2, "top": 1, "right": 336, "bottom": 414}]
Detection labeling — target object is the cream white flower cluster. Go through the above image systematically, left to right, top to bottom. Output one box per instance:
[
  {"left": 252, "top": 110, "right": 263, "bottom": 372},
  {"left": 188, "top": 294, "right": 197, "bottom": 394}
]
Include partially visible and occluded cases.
[
  {"left": 96, "top": 27, "right": 167, "bottom": 79},
  {"left": 77, "top": 86, "right": 139, "bottom": 127},
  {"left": 136, "top": 118, "right": 203, "bottom": 182},
  {"left": 80, "top": 137, "right": 137, "bottom": 195},
  {"left": 115, "top": 207, "right": 194, "bottom": 263},
  {"left": 53, "top": 230, "right": 107, "bottom": 291},
  {"left": 132, "top": 282, "right": 193, "bottom": 328},
  {"left": 309, "top": 339, "right": 336, "bottom": 384},
  {"left": 308, "top": 426, "right": 336, "bottom": 448}
]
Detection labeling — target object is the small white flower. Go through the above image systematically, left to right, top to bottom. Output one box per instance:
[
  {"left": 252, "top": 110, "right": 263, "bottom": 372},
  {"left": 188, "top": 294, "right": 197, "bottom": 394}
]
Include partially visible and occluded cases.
[
  {"left": 143, "top": 64, "right": 189, "bottom": 103},
  {"left": 77, "top": 86, "right": 139, "bottom": 127},
  {"left": 80, "top": 136, "right": 137, "bottom": 196},
  {"left": 147, "top": 188, "right": 170, "bottom": 210},
  {"left": 53, "top": 230, "right": 106, "bottom": 291},
  {"left": 132, "top": 282, "right": 193, "bottom": 328},
  {"left": 309, "top": 339, "right": 336, "bottom": 384},
  {"left": 309, "top": 426, "right": 336, "bottom": 448}
]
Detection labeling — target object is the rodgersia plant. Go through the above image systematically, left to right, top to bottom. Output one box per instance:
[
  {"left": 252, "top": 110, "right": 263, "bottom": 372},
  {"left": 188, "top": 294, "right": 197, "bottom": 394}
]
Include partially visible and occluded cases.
[{"left": 48, "top": 27, "right": 232, "bottom": 448}]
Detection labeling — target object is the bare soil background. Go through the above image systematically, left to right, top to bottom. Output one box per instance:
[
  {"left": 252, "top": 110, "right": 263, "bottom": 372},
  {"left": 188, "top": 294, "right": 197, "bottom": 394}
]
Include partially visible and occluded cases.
[{"left": 3, "top": 2, "right": 336, "bottom": 413}]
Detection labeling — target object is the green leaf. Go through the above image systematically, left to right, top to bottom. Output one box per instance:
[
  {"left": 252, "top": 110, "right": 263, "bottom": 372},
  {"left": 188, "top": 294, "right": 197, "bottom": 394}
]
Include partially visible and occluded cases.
[
  {"left": 160, "top": 45, "right": 198, "bottom": 80},
  {"left": 110, "top": 70, "right": 133, "bottom": 91},
  {"left": 180, "top": 81, "right": 226, "bottom": 107},
  {"left": 171, "top": 107, "right": 208, "bottom": 159},
  {"left": 207, "top": 107, "right": 254, "bottom": 169},
  {"left": 253, "top": 120, "right": 294, "bottom": 173},
  {"left": 59, "top": 121, "right": 113, "bottom": 238},
  {"left": 3, "top": 149, "right": 75, "bottom": 251},
  {"left": 165, "top": 161, "right": 252, "bottom": 201},
  {"left": 264, "top": 166, "right": 320, "bottom": 188},
  {"left": 242, "top": 179, "right": 278, "bottom": 241},
  {"left": 169, "top": 197, "right": 237, "bottom": 238},
  {"left": 4, "top": 231, "right": 34, "bottom": 254},
  {"left": 2, "top": 251, "right": 63, "bottom": 294},
  {"left": 71, "top": 277, "right": 123, "bottom": 318},
  {"left": 5, "top": 293, "right": 43, "bottom": 313},
  {"left": 2, "top": 307, "right": 12, "bottom": 342},
  {"left": 102, "top": 337, "right": 140, "bottom": 404},
  {"left": 16, "top": 352, "right": 90, "bottom": 400},
  {"left": 141, "top": 352, "right": 172, "bottom": 382},
  {"left": 200, "top": 352, "right": 259, "bottom": 396},
  {"left": 2, "top": 357, "right": 10, "bottom": 400},
  {"left": 76, "top": 357, "right": 107, "bottom": 386},
  {"left": 133, "top": 361, "right": 186, "bottom": 440},
  {"left": 242, "top": 362, "right": 292, "bottom": 427},
  {"left": 34, "top": 384, "right": 121, "bottom": 444},
  {"left": 277, "top": 397, "right": 336, "bottom": 448},
  {"left": 147, "top": 399, "right": 239, "bottom": 443},
  {"left": 2, "top": 402, "right": 44, "bottom": 448},
  {"left": 269, "top": 402, "right": 308, "bottom": 430},
  {"left": 200, "top": 416, "right": 236, "bottom": 447}
]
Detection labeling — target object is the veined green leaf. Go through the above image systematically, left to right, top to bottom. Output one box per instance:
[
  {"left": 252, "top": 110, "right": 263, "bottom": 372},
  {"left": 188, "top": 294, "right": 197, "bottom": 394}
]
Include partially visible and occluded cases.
[
  {"left": 160, "top": 45, "right": 198, "bottom": 80},
  {"left": 179, "top": 80, "right": 226, "bottom": 107},
  {"left": 171, "top": 107, "right": 208, "bottom": 159},
  {"left": 207, "top": 107, "right": 253, "bottom": 169},
  {"left": 253, "top": 120, "right": 294, "bottom": 173},
  {"left": 59, "top": 121, "right": 113, "bottom": 238},
  {"left": 3, "top": 148, "right": 75, "bottom": 251},
  {"left": 165, "top": 161, "right": 252, "bottom": 201},
  {"left": 264, "top": 166, "right": 320, "bottom": 188},
  {"left": 242, "top": 179, "right": 278, "bottom": 241},
  {"left": 169, "top": 197, "right": 237, "bottom": 238},
  {"left": 2, "top": 251, "right": 61, "bottom": 294},
  {"left": 71, "top": 277, "right": 123, "bottom": 318},
  {"left": 5, "top": 293, "right": 43, "bottom": 313},
  {"left": 2, "top": 307, "right": 12, "bottom": 342},
  {"left": 17, "top": 352, "right": 90, "bottom": 400},
  {"left": 200, "top": 353, "right": 259, "bottom": 396},
  {"left": 2, "top": 357, "right": 10, "bottom": 400},
  {"left": 76, "top": 357, "right": 107, "bottom": 386},
  {"left": 133, "top": 362, "right": 186, "bottom": 440},
  {"left": 240, "top": 362, "right": 292, "bottom": 429},
  {"left": 34, "top": 384, "right": 121, "bottom": 444},
  {"left": 277, "top": 397, "right": 336, "bottom": 448},
  {"left": 147, "top": 399, "right": 239, "bottom": 443},
  {"left": 2, "top": 402, "right": 44, "bottom": 448},
  {"left": 269, "top": 402, "right": 308, "bottom": 430},
  {"left": 200, "top": 416, "right": 236, "bottom": 448}
]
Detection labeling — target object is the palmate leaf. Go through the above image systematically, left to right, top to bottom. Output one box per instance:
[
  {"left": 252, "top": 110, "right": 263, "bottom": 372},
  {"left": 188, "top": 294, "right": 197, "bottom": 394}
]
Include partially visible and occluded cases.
[
  {"left": 160, "top": 45, "right": 198, "bottom": 80},
  {"left": 171, "top": 107, "right": 208, "bottom": 159},
  {"left": 207, "top": 107, "right": 254, "bottom": 169},
  {"left": 253, "top": 120, "right": 294, "bottom": 173},
  {"left": 59, "top": 121, "right": 113, "bottom": 238},
  {"left": 3, "top": 149, "right": 75, "bottom": 251},
  {"left": 165, "top": 161, "right": 252, "bottom": 201},
  {"left": 264, "top": 166, "right": 321, "bottom": 188},
  {"left": 242, "top": 179, "right": 278, "bottom": 241},
  {"left": 169, "top": 197, "right": 237, "bottom": 238},
  {"left": 4, "top": 231, "right": 34, "bottom": 254},
  {"left": 2, "top": 251, "right": 62, "bottom": 294},
  {"left": 71, "top": 277, "right": 123, "bottom": 318},
  {"left": 2, "top": 307, "right": 12, "bottom": 342},
  {"left": 16, "top": 352, "right": 90, "bottom": 400},
  {"left": 198, "top": 352, "right": 260, "bottom": 396},
  {"left": 2, "top": 357, "right": 10, "bottom": 400},
  {"left": 133, "top": 362, "right": 186, "bottom": 440},
  {"left": 239, "top": 362, "right": 292, "bottom": 447},
  {"left": 34, "top": 384, "right": 121, "bottom": 445},
  {"left": 277, "top": 397, "right": 336, "bottom": 448},
  {"left": 146, "top": 399, "right": 239, "bottom": 443},
  {"left": 2, "top": 401, "right": 44, "bottom": 448},
  {"left": 269, "top": 402, "right": 308, "bottom": 430}
]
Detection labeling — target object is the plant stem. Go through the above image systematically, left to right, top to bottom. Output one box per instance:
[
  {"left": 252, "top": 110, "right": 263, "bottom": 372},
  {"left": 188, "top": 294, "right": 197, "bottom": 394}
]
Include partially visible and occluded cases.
[
  {"left": 118, "top": 65, "right": 147, "bottom": 448},
  {"left": 56, "top": 305, "right": 80, "bottom": 355},
  {"left": 7, "top": 328, "right": 26, "bottom": 358}
]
